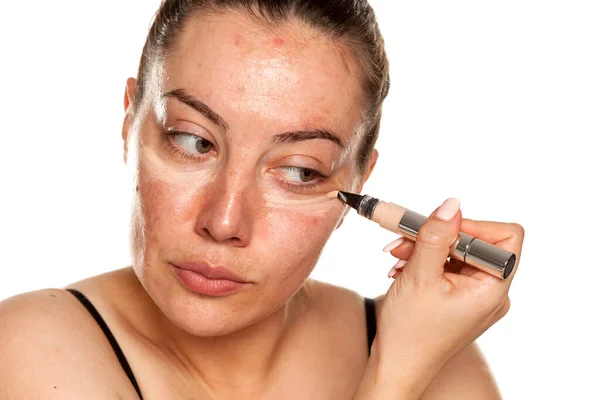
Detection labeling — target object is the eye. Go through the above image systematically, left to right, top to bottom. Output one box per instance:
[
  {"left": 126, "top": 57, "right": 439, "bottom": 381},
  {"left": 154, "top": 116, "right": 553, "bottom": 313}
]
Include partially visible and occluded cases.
[
  {"left": 170, "top": 132, "right": 214, "bottom": 155},
  {"left": 195, "top": 138, "right": 214, "bottom": 154},
  {"left": 279, "top": 166, "right": 323, "bottom": 183}
]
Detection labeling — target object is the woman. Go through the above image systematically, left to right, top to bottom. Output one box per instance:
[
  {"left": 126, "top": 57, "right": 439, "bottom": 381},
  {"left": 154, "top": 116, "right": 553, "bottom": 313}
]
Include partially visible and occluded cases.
[{"left": 0, "top": 0, "right": 524, "bottom": 399}]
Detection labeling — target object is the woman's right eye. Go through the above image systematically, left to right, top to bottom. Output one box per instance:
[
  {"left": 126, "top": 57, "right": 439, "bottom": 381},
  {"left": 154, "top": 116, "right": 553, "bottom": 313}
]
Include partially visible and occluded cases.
[{"left": 167, "top": 132, "right": 215, "bottom": 156}]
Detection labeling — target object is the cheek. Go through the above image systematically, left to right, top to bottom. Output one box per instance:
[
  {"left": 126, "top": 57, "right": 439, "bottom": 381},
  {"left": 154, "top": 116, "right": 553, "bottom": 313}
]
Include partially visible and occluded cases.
[
  {"left": 134, "top": 174, "right": 199, "bottom": 245},
  {"left": 262, "top": 208, "right": 339, "bottom": 263}
]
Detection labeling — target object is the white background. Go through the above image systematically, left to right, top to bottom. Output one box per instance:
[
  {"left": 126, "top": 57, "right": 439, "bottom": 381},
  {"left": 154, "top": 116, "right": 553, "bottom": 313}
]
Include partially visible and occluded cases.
[{"left": 1, "top": 1, "right": 598, "bottom": 398}]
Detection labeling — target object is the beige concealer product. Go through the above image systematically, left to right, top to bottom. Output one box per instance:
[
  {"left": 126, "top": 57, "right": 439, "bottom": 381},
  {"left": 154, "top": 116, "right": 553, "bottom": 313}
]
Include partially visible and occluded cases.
[{"left": 337, "top": 191, "right": 516, "bottom": 279}]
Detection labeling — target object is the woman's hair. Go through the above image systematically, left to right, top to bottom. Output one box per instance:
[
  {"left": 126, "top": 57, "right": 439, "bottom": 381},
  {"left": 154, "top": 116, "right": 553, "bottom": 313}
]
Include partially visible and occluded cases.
[{"left": 132, "top": 0, "right": 390, "bottom": 175}]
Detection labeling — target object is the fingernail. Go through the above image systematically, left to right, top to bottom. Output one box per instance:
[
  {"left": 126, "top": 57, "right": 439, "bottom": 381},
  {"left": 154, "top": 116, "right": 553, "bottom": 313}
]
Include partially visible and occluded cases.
[
  {"left": 435, "top": 198, "right": 461, "bottom": 221},
  {"left": 383, "top": 237, "right": 405, "bottom": 252},
  {"left": 387, "top": 260, "right": 408, "bottom": 278}
]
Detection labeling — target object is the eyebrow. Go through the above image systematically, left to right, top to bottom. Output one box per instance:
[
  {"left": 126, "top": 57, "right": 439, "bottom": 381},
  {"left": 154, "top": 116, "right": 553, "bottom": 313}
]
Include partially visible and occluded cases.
[{"left": 162, "top": 88, "right": 346, "bottom": 149}]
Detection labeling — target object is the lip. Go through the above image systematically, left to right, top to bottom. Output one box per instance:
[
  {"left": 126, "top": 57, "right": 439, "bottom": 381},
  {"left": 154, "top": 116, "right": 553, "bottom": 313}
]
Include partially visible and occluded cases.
[
  {"left": 171, "top": 261, "right": 248, "bottom": 283},
  {"left": 171, "top": 261, "right": 250, "bottom": 297}
]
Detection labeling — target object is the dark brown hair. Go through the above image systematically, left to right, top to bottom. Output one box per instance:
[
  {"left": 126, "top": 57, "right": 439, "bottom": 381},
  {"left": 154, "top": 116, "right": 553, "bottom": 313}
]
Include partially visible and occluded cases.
[{"left": 132, "top": 0, "right": 390, "bottom": 175}]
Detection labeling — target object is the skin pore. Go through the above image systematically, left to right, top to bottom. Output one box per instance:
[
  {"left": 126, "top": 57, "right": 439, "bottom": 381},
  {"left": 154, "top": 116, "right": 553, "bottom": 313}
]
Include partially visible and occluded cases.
[{"left": 121, "top": 10, "right": 376, "bottom": 397}]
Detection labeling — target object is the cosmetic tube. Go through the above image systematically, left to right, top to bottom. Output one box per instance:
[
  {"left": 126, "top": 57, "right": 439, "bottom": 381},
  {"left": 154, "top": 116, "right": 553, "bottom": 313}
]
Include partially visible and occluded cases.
[{"left": 338, "top": 192, "right": 516, "bottom": 279}]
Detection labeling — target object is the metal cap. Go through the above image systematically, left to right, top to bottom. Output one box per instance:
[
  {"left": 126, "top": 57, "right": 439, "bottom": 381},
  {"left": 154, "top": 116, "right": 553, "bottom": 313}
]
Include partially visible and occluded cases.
[{"left": 452, "top": 233, "right": 516, "bottom": 279}]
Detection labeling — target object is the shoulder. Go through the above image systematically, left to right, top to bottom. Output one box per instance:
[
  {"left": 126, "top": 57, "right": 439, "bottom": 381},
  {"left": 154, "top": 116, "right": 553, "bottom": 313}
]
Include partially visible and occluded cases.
[
  {"left": 305, "top": 278, "right": 369, "bottom": 315},
  {"left": 305, "top": 278, "right": 385, "bottom": 317},
  {"left": 304, "top": 279, "right": 383, "bottom": 343},
  {"left": 0, "top": 288, "right": 139, "bottom": 399},
  {"left": 422, "top": 342, "right": 502, "bottom": 399}
]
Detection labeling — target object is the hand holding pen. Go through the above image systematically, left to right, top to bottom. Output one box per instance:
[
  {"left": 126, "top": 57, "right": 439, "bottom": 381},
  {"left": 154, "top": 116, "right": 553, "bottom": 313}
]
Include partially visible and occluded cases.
[{"left": 352, "top": 198, "right": 525, "bottom": 400}]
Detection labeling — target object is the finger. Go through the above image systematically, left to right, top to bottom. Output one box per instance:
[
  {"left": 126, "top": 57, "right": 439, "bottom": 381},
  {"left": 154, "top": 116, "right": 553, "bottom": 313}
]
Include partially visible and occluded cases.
[
  {"left": 403, "top": 198, "right": 462, "bottom": 285},
  {"left": 461, "top": 219, "right": 525, "bottom": 246},
  {"left": 383, "top": 236, "right": 405, "bottom": 252},
  {"left": 389, "top": 240, "right": 415, "bottom": 261},
  {"left": 388, "top": 260, "right": 407, "bottom": 278},
  {"left": 390, "top": 267, "right": 404, "bottom": 279}
]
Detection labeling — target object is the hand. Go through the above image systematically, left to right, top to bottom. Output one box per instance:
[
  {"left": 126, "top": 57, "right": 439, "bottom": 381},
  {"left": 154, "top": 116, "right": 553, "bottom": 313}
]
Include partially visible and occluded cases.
[{"left": 372, "top": 198, "right": 525, "bottom": 394}]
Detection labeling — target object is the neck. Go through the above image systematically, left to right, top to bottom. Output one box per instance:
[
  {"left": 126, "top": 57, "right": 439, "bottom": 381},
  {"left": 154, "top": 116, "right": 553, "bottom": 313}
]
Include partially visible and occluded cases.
[{"left": 126, "top": 269, "right": 314, "bottom": 395}]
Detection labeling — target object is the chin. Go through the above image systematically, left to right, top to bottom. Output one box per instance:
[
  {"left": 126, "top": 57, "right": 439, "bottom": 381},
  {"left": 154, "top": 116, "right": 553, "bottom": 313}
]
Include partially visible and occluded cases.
[
  {"left": 148, "top": 275, "right": 257, "bottom": 334},
  {"left": 167, "top": 299, "right": 261, "bottom": 337}
]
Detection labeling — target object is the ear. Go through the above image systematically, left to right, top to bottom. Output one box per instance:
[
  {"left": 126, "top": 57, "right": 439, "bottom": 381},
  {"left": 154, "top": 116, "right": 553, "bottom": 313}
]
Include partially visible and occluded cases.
[
  {"left": 122, "top": 77, "right": 137, "bottom": 164},
  {"left": 334, "top": 149, "right": 379, "bottom": 230}
]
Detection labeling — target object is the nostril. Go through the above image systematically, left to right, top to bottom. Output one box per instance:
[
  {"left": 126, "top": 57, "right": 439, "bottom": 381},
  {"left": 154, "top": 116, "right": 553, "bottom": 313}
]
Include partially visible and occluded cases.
[
  {"left": 198, "top": 228, "right": 243, "bottom": 247},
  {"left": 225, "top": 236, "right": 244, "bottom": 247}
]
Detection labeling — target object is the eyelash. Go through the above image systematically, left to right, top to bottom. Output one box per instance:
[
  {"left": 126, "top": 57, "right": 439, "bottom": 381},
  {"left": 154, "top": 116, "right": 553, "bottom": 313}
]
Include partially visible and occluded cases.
[
  {"left": 162, "top": 130, "right": 328, "bottom": 191},
  {"left": 163, "top": 130, "right": 213, "bottom": 161},
  {"left": 277, "top": 166, "right": 327, "bottom": 192}
]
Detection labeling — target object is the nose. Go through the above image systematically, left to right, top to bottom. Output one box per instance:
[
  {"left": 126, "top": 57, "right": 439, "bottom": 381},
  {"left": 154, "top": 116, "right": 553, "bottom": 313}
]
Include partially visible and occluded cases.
[{"left": 194, "top": 173, "right": 254, "bottom": 247}]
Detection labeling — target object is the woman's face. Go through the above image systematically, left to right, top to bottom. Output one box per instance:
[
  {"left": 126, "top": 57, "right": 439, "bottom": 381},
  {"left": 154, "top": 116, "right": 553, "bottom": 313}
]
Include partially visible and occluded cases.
[{"left": 125, "top": 11, "right": 370, "bottom": 335}]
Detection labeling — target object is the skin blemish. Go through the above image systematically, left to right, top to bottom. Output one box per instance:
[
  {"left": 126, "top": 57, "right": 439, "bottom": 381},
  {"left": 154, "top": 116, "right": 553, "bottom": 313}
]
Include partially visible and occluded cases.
[
  {"left": 233, "top": 33, "right": 242, "bottom": 46},
  {"left": 273, "top": 36, "right": 284, "bottom": 46}
]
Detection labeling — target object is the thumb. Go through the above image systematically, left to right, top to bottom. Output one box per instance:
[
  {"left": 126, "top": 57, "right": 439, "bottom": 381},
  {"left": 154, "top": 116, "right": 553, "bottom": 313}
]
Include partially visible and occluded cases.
[{"left": 403, "top": 198, "right": 462, "bottom": 285}]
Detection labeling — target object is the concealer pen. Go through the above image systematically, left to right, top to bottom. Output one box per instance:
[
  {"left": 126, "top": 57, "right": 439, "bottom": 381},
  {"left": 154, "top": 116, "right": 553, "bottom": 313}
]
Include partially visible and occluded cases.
[{"left": 336, "top": 191, "right": 516, "bottom": 279}]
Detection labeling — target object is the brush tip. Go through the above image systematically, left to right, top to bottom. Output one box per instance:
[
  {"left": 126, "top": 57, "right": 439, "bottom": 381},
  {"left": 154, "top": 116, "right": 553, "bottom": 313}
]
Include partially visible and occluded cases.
[{"left": 336, "top": 191, "right": 349, "bottom": 203}]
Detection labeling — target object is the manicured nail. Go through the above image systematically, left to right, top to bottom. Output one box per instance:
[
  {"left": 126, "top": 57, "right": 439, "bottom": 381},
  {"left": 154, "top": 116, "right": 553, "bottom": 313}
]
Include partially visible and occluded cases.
[
  {"left": 435, "top": 198, "right": 460, "bottom": 221},
  {"left": 383, "top": 237, "right": 405, "bottom": 252},
  {"left": 387, "top": 260, "right": 408, "bottom": 278}
]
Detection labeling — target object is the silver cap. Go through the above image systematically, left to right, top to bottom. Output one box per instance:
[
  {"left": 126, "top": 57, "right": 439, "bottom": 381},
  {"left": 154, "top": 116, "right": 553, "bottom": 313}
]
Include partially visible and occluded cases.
[
  {"left": 396, "top": 210, "right": 516, "bottom": 280},
  {"left": 451, "top": 233, "right": 516, "bottom": 279}
]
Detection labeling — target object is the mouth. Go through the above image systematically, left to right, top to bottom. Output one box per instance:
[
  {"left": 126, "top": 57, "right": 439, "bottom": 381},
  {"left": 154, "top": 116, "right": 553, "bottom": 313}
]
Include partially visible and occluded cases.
[
  {"left": 170, "top": 261, "right": 251, "bottom": 297},
  {"left": 171, "top": 261, "right": 248, "bottom": 283}
]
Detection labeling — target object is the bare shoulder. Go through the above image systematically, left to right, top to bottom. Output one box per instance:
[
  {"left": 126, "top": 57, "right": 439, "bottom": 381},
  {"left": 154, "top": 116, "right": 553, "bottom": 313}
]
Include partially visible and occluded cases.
[
  {"left": 305, "top": 278, "right": 369, "bottom": 317},
  {"left": 305, "top": 278, "right": 388, "bottom": 326},
  {"left": 304, "top": 279, "right": 375, "bottom": 348},
  {"left": 0, "top": 288, "right": 139, "bottom": 399},
  {"left": 423, "top": 342, "right": 502, "bottom": 399}
]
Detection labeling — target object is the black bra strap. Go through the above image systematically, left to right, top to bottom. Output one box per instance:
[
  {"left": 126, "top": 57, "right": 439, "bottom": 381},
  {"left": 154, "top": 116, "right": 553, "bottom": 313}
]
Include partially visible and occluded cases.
[
  {"left": 66, "top": 289, "right": 143, "bottom": 400},
  {"left": 364, "top": 297, "right": 377, "bottom": 356}
]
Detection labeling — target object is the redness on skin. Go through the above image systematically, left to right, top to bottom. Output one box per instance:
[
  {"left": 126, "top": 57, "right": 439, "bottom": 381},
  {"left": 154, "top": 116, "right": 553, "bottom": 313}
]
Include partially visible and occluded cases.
[
  {"left": 233, "top": 33, "right": 242, "bottom": 46},
  {"left": 273, "top": 37, "right": 284, "bottom": 46},
  {"left": 136, "top": 141, "right": 344, "bottom": 217}
]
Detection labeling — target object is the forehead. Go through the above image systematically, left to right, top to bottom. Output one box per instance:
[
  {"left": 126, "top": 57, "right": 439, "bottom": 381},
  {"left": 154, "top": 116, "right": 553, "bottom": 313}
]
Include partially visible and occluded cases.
[{"left": 160, "top": 11, "right": 365, "bottom": 141}]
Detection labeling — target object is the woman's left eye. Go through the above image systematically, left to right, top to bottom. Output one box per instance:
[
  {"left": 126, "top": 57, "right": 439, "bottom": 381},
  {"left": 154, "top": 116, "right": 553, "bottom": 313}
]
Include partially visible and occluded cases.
[{"left": 279, "top": 166, "right": 323, "bottom": 184}]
